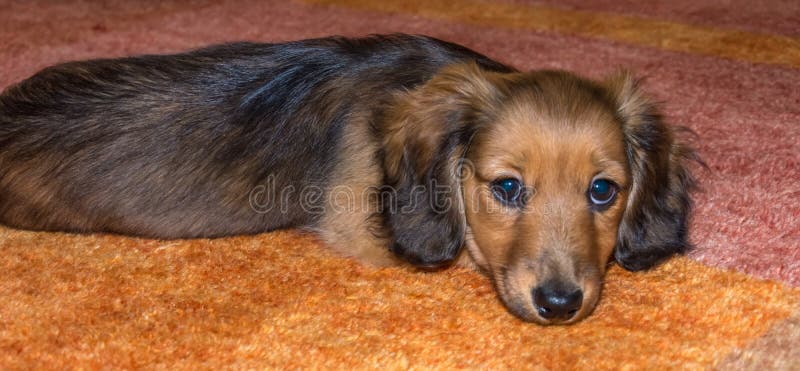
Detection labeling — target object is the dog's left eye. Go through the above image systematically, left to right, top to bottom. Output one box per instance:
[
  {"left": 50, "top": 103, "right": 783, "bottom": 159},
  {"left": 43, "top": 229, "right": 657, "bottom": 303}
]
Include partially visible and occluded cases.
[
  {"left": 491, "top": 178, "right": 526, "bottom": 206},
  {"left": 588, "top": 178, "right": 618, "bottom": 209}
]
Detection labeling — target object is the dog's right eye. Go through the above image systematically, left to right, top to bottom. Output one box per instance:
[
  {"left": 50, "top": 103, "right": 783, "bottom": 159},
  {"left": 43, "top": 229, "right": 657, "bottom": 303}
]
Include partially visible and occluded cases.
[{"left": 491, "top": 178, "right": 526, "bottom": 206}]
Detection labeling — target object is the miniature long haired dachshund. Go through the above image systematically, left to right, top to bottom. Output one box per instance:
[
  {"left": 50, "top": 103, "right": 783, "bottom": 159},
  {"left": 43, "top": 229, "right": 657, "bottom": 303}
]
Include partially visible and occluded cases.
[{"left": 0, "top": 34, "right": 694, "bottom": 324}]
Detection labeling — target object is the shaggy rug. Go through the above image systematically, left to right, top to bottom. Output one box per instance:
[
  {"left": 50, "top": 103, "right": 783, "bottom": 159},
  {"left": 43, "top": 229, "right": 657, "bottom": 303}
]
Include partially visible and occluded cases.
[{"left": 1, "top": 0, "right": 798, "bottom": 368}]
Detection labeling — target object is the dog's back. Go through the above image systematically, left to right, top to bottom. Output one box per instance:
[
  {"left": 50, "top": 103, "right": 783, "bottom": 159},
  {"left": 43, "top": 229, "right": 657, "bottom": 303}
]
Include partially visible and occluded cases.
[{"left": 0, "top": 35, "right": 509, "bottom": 238}]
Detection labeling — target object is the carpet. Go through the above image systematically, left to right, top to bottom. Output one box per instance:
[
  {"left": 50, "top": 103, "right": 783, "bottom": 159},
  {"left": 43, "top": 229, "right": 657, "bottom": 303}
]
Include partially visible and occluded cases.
[{"left": 1, "top": 0, "right": 798, "bottom": 368}]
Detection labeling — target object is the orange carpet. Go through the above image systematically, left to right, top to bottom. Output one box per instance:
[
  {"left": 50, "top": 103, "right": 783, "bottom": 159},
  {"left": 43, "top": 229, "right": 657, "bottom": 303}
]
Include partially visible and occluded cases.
[
  {"left": 1, "top": 0, "right": 799, "bottom": 368},
  {"left": 1, "top": 227, "right": 797, "bottom": 368}
]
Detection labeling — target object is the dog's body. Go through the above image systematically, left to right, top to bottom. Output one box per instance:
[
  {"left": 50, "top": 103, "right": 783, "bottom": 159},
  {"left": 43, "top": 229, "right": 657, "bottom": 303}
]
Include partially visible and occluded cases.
[{"left": 0, "top": 34, "right": 694, "bottom": 324}]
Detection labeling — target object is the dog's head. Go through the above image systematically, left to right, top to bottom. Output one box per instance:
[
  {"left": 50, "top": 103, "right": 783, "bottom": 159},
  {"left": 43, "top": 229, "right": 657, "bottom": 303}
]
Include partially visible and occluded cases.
[{"left": 383, "top": 63, "right": 694, "bottom": 324}]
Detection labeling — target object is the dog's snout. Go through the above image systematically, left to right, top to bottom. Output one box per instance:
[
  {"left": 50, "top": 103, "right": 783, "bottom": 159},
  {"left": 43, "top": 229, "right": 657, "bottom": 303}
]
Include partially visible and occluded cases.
[{"left": 533, "top": 284, "right": 583, "bottom": 322}]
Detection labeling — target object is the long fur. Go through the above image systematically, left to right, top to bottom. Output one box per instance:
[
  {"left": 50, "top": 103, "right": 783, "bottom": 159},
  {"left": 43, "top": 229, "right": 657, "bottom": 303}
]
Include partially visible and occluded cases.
[{"left": 0, "top": 34, "right": 694, "bottom": 324}]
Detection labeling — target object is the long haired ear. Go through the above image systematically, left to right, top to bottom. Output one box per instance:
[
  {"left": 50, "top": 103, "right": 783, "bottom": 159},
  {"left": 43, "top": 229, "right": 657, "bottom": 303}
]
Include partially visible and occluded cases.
[
  {"left": 381, "top": 63, "right": 505, "bottom": 268},
  {"left": 605, "top": 72, "right": 697, "bottom": 271}
]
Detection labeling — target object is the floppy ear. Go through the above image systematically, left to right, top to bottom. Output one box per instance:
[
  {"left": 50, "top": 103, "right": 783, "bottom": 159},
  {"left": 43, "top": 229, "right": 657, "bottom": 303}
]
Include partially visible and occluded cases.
[
  {"left": 381, "top": 63, "right": 505, "bottom": 268},
  {"left": 605, "top": 72, "right": 696, "bottom": 271}
]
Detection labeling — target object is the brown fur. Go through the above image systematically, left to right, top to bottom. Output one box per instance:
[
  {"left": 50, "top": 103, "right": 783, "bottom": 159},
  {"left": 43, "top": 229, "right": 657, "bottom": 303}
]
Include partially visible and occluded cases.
[
  {"left": 0, "top": 35, "right": 694, "bottom": 324},
  {"left": 377, "top": 64, "right": 694, "bottom": 323},
  {"left": 458, "top": 68, "right": 629, "bottom": 322}
]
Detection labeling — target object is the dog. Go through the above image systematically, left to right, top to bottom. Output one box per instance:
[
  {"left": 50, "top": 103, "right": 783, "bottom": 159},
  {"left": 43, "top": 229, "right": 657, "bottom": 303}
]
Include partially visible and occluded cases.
[{"left": 0, "top": 34, "right": 694, "bottom": 324}]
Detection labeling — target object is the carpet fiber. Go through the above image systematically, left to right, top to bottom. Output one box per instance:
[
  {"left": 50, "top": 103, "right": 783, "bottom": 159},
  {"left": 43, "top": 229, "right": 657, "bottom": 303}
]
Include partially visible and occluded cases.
[
  {"left": 1, "top": 0, "right": 798, "bottom": 368},
  {"left": 1, "top": 229, "right": 797, "bottom": 368}
]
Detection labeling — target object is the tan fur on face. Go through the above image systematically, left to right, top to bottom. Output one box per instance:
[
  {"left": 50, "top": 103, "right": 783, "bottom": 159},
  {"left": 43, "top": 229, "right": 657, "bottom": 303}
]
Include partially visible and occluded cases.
[{"left": 460, "top": 72, "right": 630, "bottom": 323}]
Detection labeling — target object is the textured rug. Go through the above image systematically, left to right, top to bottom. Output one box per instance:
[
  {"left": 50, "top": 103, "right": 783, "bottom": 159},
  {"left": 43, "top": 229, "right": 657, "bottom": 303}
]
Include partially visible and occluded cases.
[{"left": 1, "top": 0, "right": 798, "bottom": 368}]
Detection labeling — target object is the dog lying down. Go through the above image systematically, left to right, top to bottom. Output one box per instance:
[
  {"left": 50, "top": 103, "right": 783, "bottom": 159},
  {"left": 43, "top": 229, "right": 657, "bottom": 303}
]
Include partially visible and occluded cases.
[{"left": 0, "top": 34, "right": 695, "bottom": 324}]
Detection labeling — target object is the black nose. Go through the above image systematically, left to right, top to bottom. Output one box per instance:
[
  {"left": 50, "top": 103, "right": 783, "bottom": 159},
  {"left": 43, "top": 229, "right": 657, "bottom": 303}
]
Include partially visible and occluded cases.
[{"left": 533, "top": 284, "right": 583, "bottom": 321}]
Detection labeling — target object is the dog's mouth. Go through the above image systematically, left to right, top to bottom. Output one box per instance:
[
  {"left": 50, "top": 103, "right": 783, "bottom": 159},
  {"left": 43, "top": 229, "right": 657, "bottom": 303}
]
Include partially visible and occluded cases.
[
  {"left": 462, "top": 233, "right": 604, "bottom": 324},
  {"left": 493, "top": 269, "right": 602, "bottom": 325}
]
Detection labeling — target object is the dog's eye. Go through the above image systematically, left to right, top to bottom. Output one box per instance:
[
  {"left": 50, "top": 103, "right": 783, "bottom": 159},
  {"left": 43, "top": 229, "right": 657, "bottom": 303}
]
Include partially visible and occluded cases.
[
  {"left": 491, "top": 178, "right": 526, "bottom": 206},
  {"left": 588, "top": 178, "right": 618, "bottom": 209}
]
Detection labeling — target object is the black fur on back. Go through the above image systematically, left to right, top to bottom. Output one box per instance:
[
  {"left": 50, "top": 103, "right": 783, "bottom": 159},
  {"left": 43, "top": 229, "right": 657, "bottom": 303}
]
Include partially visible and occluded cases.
[{"left": 0, "top": 34, "right": 509, "bottom": 239}]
